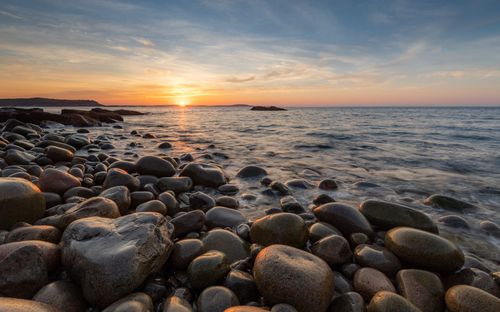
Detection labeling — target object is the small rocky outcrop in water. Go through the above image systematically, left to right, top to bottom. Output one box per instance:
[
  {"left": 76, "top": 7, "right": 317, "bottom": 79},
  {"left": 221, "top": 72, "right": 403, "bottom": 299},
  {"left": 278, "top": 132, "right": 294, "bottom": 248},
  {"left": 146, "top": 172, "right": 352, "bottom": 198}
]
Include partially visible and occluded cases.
[{"left": 250, "top": 105, "right": 287, "bottom": 111}]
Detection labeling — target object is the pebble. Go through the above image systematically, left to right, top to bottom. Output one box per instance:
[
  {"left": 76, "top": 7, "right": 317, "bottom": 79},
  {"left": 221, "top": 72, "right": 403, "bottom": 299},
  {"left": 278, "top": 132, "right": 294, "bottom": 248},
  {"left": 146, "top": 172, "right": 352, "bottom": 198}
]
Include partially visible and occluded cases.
[
  {"left": 136, "top": 156, "right": 176, "bottom": 177},
  {"left": 179, "top": 163, "right": 227, "bottom": 187},
  {"left": 236, "top": 165, "right": 267, "bottom": 178},
  {"left": 39, "top": 168, "right": 81, "bottom": 194},
  {"left": 103, "top": 168, "right": 140, "bottom": 191},
  {"left": 189, "top": 191, "right": 215, "bottom": 211},
  {"left": 424, "top": 194, "right": 477, "bottom": 211},
  {"left": 216, "top": 196, "right": 239, "bottom": 208},
  {"left": 314, "top": 202, "right": 374, "bottom": 238},
  {"left": 205, "top": 206, "right": 247, "bottom": 229},
  {"left": 171, "top": 210, "right": 205, "bottom": 238},
  {"left": 250, "top": 212, "right": 309, "bottom": 248},
  {"left": 309, "top": 221, "right": 342, "bottom": 243},
  {"left": 202, "top": 228, "right": 249, "bottom": 264},
  {"left": 311, "top": 234, "right": 353, "bottom": 266},
  {"left": 354, "top": 244, "right": 401, "bottom": 277},
  {"left": 188, "top": 251, "right": 230, "bottom": 290},
  {"left": 353, "top": 268, "right": 396, "bottom": 301},
  {"left": 396, "top": 269, "right": 444, "bottom": 312},
  {"left": 224, "top": 270, "right": 259, "bottom": 304},
  {"left": 33, "top": 280, "right": 87, "bottom": 312},
  {"left": 445, "top": 285, "right": 500, "bottom": 312},
  {"left": 197, "top": 286, "right": 239, "bottom": 312},
  {"left": 329, "top": 291, "right": 365, "bottom": 312},
  {"left": 367, "top": 291, "right": 422, "bottom": 312},
  {"left": 102, "top": 292, "right": 153, "bottom": 312},
  {"left": 162, "top": 295, "right": 193, "bottom": 312},
  {"left": 0, "top": 298, "right": 60, "bottom": 312}
]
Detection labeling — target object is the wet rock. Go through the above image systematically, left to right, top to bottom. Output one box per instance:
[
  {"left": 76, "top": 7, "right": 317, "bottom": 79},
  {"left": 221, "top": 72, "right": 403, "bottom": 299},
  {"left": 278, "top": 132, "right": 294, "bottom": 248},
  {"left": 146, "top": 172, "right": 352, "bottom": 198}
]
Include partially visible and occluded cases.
[
  {"left": 157, "top": 142, "right": 172, "bottom": 149},
  {"left": 45, "top": 145, "right": 73, "bottom": 162},
  {"left": 5, "top": 149, "right": 35, "bottom": 165},
  {"left": 136, "top": 156, "right": 176, "bottom": 177},
  {"left": 108, "top": 160, "right": 136, "bottom": 173},
  {"left": 179, "top": 163, "right": 226, "bottom": 187},
  {"left": 236, "top": 165, "right": 267, "bottom": 178},
  {"left": 39, "top": 168, "right": 81, "bottom": 194},
  {"left": 103, "top": 168, "right": 140, "bottom": 191},
  {"left": 157, "top": 177, "right": 193, "bottom": 193},
  {"left": 0, "top": 178, "right": 45, "bottom": 230},
  {"left": 318, "top": 178, "right": 338, "bottom": 190},
  {"left": 269, "top": 181, "right": 291, "bottom": 195},
  {"left": 219, "top": 183, "right": 239, "bottom": 195},
  {"left": 99, "top": 185, "right": 131, "bottom": 215},
  {"left": 158, "top": 191, "right": 180, "bottom": 216},
  {"left": 189, "top": 191, "right": 215, "bottom": 211},
  {"left": 313, "top": 194, "right": 335, "bottom": 206},
  {"left": 424, "top": 194, "right": 477, "bottom": 211},
  {"left": 280, "top": 195, "right": 305, "bottom": 213},
  {"left": 216, "top": 196, "right": 239, "bottom": 208},
  {"left": 136, "top": 200, "right": 167, "bottom": 215},
  {"left": 359, "top": 200, "right": 438, "bottom": 233},
  {"left": 314, "top": 203, "right": 374, "bottom": 238},
  {"left": 206, "top": 206, "right": 247, "bottom": 229},
  {"left": 171, "top": 210, "right": 205, "bottom": 238},
  {"left": 250, "top": 212, "right": 308, "bottom": 248},
  {"left": 61, "top": 213, "right": 173, "bottom": 308},
  {"left": 438, "top": 215, "right": 470, "bottom": 229},
  {"left": 479, "top": 220, "right": 500, "bottom": 238},
  {"left": 309, "top": 222, "right": 342, "bottom": 243},
  {"left": 6, "top": 225, "right": 61, "bottom": 243},
  {"left": 385, "top": 227, "right": 464, "bottom": 273},
  {"left": 202, "top": 229, "right": 249, "bottom": 264},
  {"left": 311, "top": 234, "right": 352, "bottom": 266},
  {"left": 170, "top": 239, "right": 204, "bottom": 271},
  {"left": 253, "top": 244, "right": 334, "bottom": 312},
  {"left": 354, "top": 244, "right": 401, "bottom": 277},
  {"left": 188, "top": 251, "right": 230, "bottom": 290},
  {"left": 353, "top": 267, "right": 395, "bottom": 301},
  {"left": 444, "top": 268, "right": 500, "bottom": 296},
  {"left": 396, "top": 269, "right": 444, "bottom": 312},
  {"left": 224, "top": 270, "right": 259, "bottom": 304},
  {"left": 33, "top": 280, "right": 87, "bottom": 312},
  {"left": 445, "top": 285, "right": 500, "bottom": 312},
  {"left": 197, "top": 286, "right": 239, "bottom": 312},
  {"left": 329, "top": 291, "right": 365, "bottom": 312},
  {"left": 367, "top": 291, "right": 421, "bottom": 312},
  {"left": 102, "top": 292, "right": 153, "bottom": 312},
  {"left": 162, "top": 295, "right": 193, "bottom": 312},
  {"left": 0, "top": 298, "right": 59, "bottom": 312},
  {"left": 226, "top": 307, "right": 267, "bottom": 312}
]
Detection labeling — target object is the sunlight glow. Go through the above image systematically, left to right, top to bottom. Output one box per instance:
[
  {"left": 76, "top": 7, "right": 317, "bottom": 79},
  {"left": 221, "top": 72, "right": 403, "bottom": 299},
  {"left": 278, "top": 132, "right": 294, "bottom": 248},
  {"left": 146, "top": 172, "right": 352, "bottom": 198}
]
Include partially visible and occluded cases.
[{"left": 177, "top": 99, "right": 189, "bottom": 107}]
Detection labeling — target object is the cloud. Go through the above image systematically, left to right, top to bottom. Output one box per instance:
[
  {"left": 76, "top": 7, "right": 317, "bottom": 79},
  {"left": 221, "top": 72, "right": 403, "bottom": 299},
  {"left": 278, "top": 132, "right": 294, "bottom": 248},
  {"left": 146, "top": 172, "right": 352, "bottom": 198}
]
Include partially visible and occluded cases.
[
  {"left": 0, "top": 10, "right": 23, "bottom": 20},
  {"left": 133, "top": 37, "right": 154, "bottom": 47},
  {"left": 225, "top": 76, "right": 255, "bottom": 83}
]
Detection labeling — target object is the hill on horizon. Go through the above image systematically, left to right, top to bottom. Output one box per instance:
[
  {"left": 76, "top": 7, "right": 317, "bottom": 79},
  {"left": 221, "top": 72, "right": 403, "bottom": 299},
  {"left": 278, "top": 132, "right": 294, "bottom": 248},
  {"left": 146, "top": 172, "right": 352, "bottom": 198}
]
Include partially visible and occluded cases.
[{"left": 0, "top": 97, "right": 103, "bottom": 107}]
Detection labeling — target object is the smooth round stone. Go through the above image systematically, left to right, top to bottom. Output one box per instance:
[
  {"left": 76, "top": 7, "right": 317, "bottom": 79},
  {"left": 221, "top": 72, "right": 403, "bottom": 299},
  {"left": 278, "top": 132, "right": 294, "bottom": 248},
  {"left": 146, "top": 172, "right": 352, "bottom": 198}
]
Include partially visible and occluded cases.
[
  {"left": 65, "top": 134, "right": 90, "bottom": 148},
  {"left": 157, "top": 142, "right": 172, "bottom": 149},
  {"left": 45, "top": 146, "right": 73, "bottom": 162},
  {"left": 5, "top": 149, "right": 35, "bottom": 165},
  {"left": 136, "top": 156, "right": 176, "bottom": 177},
  {"left": 108, "top": 161, "right": 136, "bottom": 173},
  {"left": 179, "top": 163, "right": 227, "bottom": 187},
  {"left": 236, "top": 165, "right": 267, "bottom": 178},
  {"left": 39, "top": 168, "right": 81, "bottom": 194},
  {"left": 103, "top": 168, "right": 140, "bottom": 191},
  {"left": 156, "top": 177, "right": 193, "bottom": 193},
  {"left": 0, "top": 178, "right": 45, "bottom": 230},
  {"left": 318, "top": 178, "right": 338, "bottom": 190},
  {"left": 285, "top": 179, "right": 312, "bottom": 189},
  {"left": 218, "top": 183, "right": 239, "bottom": 195},
  {"left": 99, "top": 185, "right": 131, "bottom": 215},
  {"left": 63, "top": 186, "right": 94, "bottom": 200},
  {"left": 130, "top": 191, "right": 154, "bottom": 209},
  {"left": 158, "top": 192, "right": 180, "bottom": 216},
  {"left": 189, "top": 192, "right": 215, "bottom": 211},
  {"left": 313, "top": 194, "right": 335, "bottom": 206},
  {"left": 424, "top": 194, "right": 477, "bottom": 211},
  {"left": 216, "top": 196, "right": 239, "bottom": 209},
  {"left": 280, "top": 196, "right": 305, "bottom": 213},
  {"left": 136, "top": 200, "right": 167, "bottom": 215},
  {"left": 359, "top": 200, "right": 438, "bottom": 233},
  {"left": 313, "top": 203, "right": 374, "bottom": 238},
  {"left": 206, "top": 206, "right": 246, "bottom": 229},
  {"left": 171, "top": 210, "right": 205, "bottom": 238},
  {"left": 250, "top": 213, "right": 308, "bottom": 248},
  {"left": 438, "top": 215, "right": 470, "bottom": 229},
  {"left": 479, "top": 221, "right": 500, "bottom": 237},
  {"left": 309, "top": 222, "right": 342, "bottom": 243},
  {"left": 6, "top": 225, "right": 61, "bottom": 243},
  {"left": 385, "top": 227, "right": 465, "bottom": 273},
  {"left": 202, "top": 229, "right": 249, "bottom": 264},
  {"left": 349, "top": 233, "right": 370, "bottom": 247},
  {"left": 311, "top": 234, "right": 352, "bottom": 266},
  {"left": 170, "top": 239, "right": 204, "bottom": 271},
  {"left": 253, "top": 244, "right": 334, "bottom": 312},
  {"left": 354, "top": 244, "right": 401, "bottom": 277},
  {"left": 188, "top": 251, "right": 230, "bottom": 290},
  {"left": 464, "top": 255, "right": 491, "bottom": 272},
  {"left": 341, "top": 263, "right": 361, "bottom": 279},
  {"left": 353, "top": 268, "right": 396, "bottom": 301},
  {"left": 444, "top": 268, "right": 500, "bottom": 297},
  {"left": 396, "top": 269, "right": 444, "bottom": 312},
  {"left": 224, "top": 270, "right": 259, "bottom": 304},
  {"left": 333, "top": 271, "right": 353, "bottom": 294},
  {"left": 33, "top": 280, "right": 87, "bottom": 312},
  {"left": 445, "top": 285, "right": 500, "bottom": 312},
  {"left": 197, "top": 286, "right": 239, "bottom": 312},
  {"left": 367, "top": 291, "right": 421, "bottom": 312},
  {"left": 102, "top": 292, "right": 153, "bottom": 312},
  {"left": 328, "top": 292, "right": 365, "bottom": 312},
  {"left": 162, "top": 296, "right": 193, "bottom": 312},
  {"left": 0, "top": 298, "right": 59, "bottom": 312},
  {"left": 271, "top": 304, "right": 298, "bottom": 312},
  {"left": 226, "top": 307, "right": 267, "bottom": 312}
]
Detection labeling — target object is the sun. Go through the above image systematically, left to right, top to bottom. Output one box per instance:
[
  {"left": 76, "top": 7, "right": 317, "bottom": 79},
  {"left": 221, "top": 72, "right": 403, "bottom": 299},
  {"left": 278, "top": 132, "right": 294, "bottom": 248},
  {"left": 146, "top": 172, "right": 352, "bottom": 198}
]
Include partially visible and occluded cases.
[{"left": 177, "top": 99, "right": 189, "bottom": 107}]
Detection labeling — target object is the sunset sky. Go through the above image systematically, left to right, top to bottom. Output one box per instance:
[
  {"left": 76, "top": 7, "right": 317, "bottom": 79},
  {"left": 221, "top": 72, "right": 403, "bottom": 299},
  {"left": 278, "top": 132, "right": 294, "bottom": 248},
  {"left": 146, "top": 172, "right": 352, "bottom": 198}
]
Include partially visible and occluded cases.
[{"left": 1, "top": 0, "right": 500, "bottom": 106}]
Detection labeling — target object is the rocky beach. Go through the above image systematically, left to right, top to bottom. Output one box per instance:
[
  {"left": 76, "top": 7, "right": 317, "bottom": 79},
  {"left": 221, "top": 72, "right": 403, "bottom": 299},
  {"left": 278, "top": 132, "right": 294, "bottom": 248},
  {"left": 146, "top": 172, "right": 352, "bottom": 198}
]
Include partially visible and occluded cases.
[{"left": 0, "top": 106, "right": 499, "bottom": 312}]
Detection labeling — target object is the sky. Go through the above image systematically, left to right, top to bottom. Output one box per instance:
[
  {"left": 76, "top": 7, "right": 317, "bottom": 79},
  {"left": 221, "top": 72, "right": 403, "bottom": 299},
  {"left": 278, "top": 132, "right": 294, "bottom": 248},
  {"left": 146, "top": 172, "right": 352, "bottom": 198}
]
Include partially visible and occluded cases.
[{"left": 1, "top": 0, "right": 500, "bottom": 106}]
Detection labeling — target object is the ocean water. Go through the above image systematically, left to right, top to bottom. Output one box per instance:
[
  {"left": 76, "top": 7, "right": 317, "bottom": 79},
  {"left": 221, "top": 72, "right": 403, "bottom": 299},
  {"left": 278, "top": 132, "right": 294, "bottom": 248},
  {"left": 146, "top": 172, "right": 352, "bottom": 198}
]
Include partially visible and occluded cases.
[{"left": 49, "top": 106, "right": 500, "bottom": 268}]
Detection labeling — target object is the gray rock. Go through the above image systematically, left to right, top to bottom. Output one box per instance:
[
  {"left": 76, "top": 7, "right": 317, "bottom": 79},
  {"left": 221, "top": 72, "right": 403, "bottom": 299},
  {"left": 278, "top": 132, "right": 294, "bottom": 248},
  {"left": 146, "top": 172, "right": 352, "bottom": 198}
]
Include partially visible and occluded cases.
[
  {"left": 45, "top": 146, "right": 73, "bottom": 162},
  {"left": 136, "top": 156, "right": 176, "bottom": 177},
  {"left": 179, "top": 163, "right": 226, "bottom": 187},
  {"left": 236, "top": 165, "right": 267, "bottom": 178},
  {"left": 157, "top": 177, "right": 193, "bottom": 193},
  {"left": 99, "top": 185, "right": 131, "bottom": 215},
  {"left": 189, "top": 191, "right": 215, "bottom": 211},
  {"left": 424, "top": 194, "right": 477, "bottom": 211},
  {"left": 136, "top": 200, "right": 167, "bottom": 215},
  {"left": 314, "top": 203, "right": 374, "bottom": 238},
  {"left": 206, "top": 206, "right": 246, "bottom": 229},
  {"left": 171, "top": 210, "right": 205, "bottom": 238},
  {"left": 250, "top": 212, "right": 308, "bottom": 248},
  {"left": 309, "top": 222, "right": 342, "bottom": 243},
  {"left": 6, "top": 225, "right": 61, "bottom": 243},
  {"left": 202, "top": 229, "right": 250, "bottom": 264},
  {"left": 170, "top": 239, "right": 204, "bottom": 271},
  {"left": 354, "top": 244, "right": 401, "bottom": 277},
  {"left": 188, "top": 251, "right": 230, "bottom": 290},
  {"left": 224, "top": 270, "right": 259, "bottom": 304},
  {"left": 197, "top": 286, "right": 239, "bottom": 312},
  {"left": 329, "top": 292, "right": 365, "bottom": 312},
  {"left": 162, "top": 296, "right": 193, "bottom": 312}
]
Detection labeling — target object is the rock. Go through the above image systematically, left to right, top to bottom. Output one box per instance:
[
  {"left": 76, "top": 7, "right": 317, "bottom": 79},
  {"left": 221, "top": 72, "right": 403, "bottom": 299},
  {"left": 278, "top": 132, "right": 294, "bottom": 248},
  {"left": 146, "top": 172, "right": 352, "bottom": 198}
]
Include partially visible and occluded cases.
[
  {"left": 250, "top": 105, "right": 286, "bottom": 111},
  {"left": 65, "top": 134, "right": 90, "bottom": 148},
  {"left": 158, "top": 142, "right": 172, "bottom": 149},
  {"left": 45, "top": 146, "right": 73, "bottom": 162},
  {"left": 5, "top": 149, "right": 35, "bottom": 165},
  {"left": 136, "top": 156, "right": 176, "bottom": 177},
  {"left": 108, "top": 160, "right": 136, "bottom": 173},
  {"left": 179, "top": 163, "right": 226, "bottom": 187},
  {"left": 236, "top": 165, "right": 267, "bottom": 178},
  {"left": 39, "top": 168, "right": 81, "bottom": 194},
  {"left": 103, "top": 168, "right": 140, "bottom": 191},
  {"left": 157, "top": 177, "right": 193, "bottom": 193},
  {"left": 0, "top": 178, "right": 45, "bottom": 230},
  {"left": 318, "top": 178, "right": 338, "bottom": 190},
  {"left": 269, "top": 181, "right": 291, "bottom": 195},
  {"left": 218, "top": 183, "right": 239, "bottom": 195},
  {"left": 99, "top": 185, "right": 131, "bottom": 214},
  {"left": 158, "top": 191, "right": 180, "bottom": 216},
  {"left": 189, "top": 192, "right": 215, "bottom": 211},
  {"left": 313, "top": 194, "right": 335, "bottom": 206},
  {"left": 424, "top": 194, "right": 477, "bottom": 211},
  {"left": 37, "top": 196, "right": 120, "bottom": 229},
  {"left": 216, "top": 196, "right": 239, "bottom": 209},
  {"left": 280, "top": 196, "right": 305, "bottom": 213},
  {"left": 136, "top": 200, "right": 167, "bottom": 215},
  {"left": 359, "top": 200, "right": 438, "bottom": 233},
  {"left": 314, "top": 203, "right": 374, "bottom": 238},
  {"left": 206, "top": 206, "right": 246, "bottom": 229},
  {"left": 171, "top": 210, "right": 205, "bottom": 238},
  {"left": 250, "top": 212, "right": 308, "bottom": 248},
  {"left": 61, "top": 213, "right": 173, "bottom": 308},
  {"left": 438, "top": 215, "right": 470, "bottom": 229},
  {"left": 479, "top": 220, "right": 500, "bottom": 237},
  {"left": 309, "top": 222, "right": 342, "bottom": 243},
  {"left": 6, "top": 225, "right": 61, "bottom": 243},
  {"left": 385, "top": 227, "right": 464, "bottom": 273},
  {"left": 202, "top": 229, "right": 249, "bottom": 264},
  {"left": 311, "top": 235, "right": 352, "bottom": 266},
  {"left": 170, "top": 239, "right": 204, "bottom": 271},
  {"left": 0, "top": 240, "right": 60, "bottom": 271},
  {"left": 253, "top": 244, "right": 334, "bottom": 312},
  {"left": 354, "top": 244, "right": 401, "bottom": 277},
  {"left": 188, "top": 251, "right": 230, "bottom": 290},
  {"left": 353, "top": 268, "right": 395, "bottom": 301},
  {"left": 444, "top": 268, "right": 500, "bottom": 296},
  {"left": 396, "top": 269, "right": 444, "bottom": 312},
  {"left": 224, "top": 270, "right": 259, "bottom": 304},
  {"left": 33, "top": 280, "right": 87, "bottom": 312},
  {"left": 445, "top": 285, "right": 500, "bottom": 312},
  {"left": 197, "top": 286, "right": 239, "bottom": 312},
  {"left": 367, "top": 291, "right": 422, "bottom": 312},
  {"left": 329, "top": 292, "right": 365, "bottom": 312},
  {"left": 102, "top": 293, "right": 153, "bottom": 312},
  {"left": 162, "top": 296, "right": 193, "bottom": 312},
  {"left": 0, "top": 298, "right": 60, "bottom": 312},
  {"left": 271, "top": 304, "right": 298, "bottom": 312},
  {"left": 225, "top": 307, "right": 267, "bottom": 312}
]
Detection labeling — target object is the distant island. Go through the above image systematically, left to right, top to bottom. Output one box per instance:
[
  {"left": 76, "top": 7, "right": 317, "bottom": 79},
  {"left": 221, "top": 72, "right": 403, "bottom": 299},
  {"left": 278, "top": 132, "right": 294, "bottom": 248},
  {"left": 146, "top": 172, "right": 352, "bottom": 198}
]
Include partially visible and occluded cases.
[
  {"left": 0, "top": 97, "right": 103, "bottom": 107},
  {"left": 250, "top": 105, "right": 287, "bottom": 111}
]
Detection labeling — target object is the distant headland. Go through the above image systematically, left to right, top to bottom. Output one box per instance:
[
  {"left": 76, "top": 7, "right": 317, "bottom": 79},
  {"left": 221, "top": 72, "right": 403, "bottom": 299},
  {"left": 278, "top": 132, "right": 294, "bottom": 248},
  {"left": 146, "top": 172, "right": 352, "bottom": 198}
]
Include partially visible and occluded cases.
[{"left": 0, "top": 97, "right": 103, "bottom": 107}]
